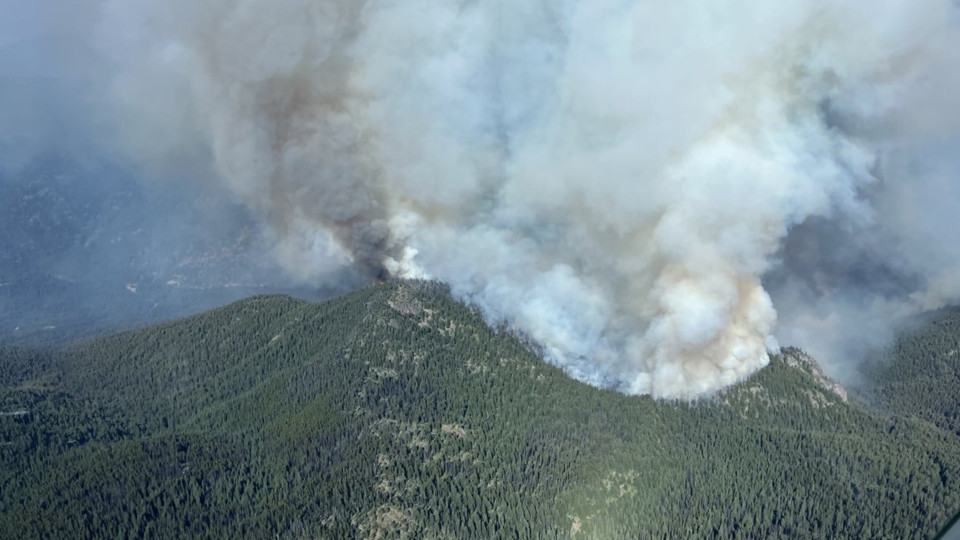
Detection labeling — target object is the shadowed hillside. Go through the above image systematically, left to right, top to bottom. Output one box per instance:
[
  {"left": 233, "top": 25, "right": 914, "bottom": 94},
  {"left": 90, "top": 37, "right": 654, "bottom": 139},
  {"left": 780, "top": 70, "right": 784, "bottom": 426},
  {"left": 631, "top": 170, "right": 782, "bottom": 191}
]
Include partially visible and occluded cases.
[{"left": 860, "top": 307, "right": 960, "bottom": 438}]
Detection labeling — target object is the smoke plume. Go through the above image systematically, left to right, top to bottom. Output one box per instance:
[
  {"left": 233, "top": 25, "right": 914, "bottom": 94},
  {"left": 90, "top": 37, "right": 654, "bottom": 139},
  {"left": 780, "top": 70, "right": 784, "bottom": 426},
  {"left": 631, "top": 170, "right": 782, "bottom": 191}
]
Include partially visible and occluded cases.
[{"left": 91, "top": 0, "right": 960, "bottom": 397}]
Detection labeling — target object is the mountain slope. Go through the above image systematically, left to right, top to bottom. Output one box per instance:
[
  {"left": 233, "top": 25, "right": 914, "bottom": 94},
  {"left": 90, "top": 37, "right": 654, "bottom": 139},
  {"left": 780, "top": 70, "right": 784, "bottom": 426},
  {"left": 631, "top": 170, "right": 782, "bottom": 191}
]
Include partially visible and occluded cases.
[
  {"left": 1, "top": 281, "right": 959, "bottom": 539},
  {"left": 861, "top": 307, "right": 960, "bottom": 437}
]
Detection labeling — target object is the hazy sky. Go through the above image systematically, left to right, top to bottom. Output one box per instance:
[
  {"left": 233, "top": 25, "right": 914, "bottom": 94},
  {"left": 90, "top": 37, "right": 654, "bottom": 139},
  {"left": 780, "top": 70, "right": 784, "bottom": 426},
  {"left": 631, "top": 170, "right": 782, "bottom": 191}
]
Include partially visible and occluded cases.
[{"left": 0, "top": 1, "right": 99, "bottom": 45}]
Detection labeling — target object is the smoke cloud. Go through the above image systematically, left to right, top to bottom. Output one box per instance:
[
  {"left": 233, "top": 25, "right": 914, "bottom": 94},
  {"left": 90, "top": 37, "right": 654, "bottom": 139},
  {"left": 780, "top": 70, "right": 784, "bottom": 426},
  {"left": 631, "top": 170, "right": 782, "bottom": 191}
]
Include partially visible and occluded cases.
[
  {"left": 0, "top": 0, "right": 331, "bottom": 343},
  {"left": 82, "top": 0, "right": 960, "bottom": 397}
]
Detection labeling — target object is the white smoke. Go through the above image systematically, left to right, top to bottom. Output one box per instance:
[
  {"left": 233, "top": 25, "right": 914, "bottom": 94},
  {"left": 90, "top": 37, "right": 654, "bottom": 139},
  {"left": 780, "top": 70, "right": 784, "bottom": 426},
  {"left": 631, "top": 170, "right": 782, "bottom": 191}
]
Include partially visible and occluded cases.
[{"left": 94, "top": 0, "right": 960, "bottom": 397}]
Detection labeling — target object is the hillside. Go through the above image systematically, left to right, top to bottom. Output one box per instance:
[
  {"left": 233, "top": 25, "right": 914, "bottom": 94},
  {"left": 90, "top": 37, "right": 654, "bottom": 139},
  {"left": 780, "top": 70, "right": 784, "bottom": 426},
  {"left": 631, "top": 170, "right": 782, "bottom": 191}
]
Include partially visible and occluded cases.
[
  {"left": 1, "top": 281, "right": 959, "bottom": 539},
  {"left": 861, "top": 307, "right": 960, "bottom": 438}
]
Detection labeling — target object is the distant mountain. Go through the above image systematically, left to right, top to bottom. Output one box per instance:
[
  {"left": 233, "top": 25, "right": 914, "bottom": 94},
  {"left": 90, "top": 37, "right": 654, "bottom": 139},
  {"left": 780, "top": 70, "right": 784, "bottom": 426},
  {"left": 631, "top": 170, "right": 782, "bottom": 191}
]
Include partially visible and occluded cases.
[
  {"left": 0, "top": 154, "right": 325, "bottom": 344},
  {"left": 1, "top": 281, "right": 958, "bottom": 538}
]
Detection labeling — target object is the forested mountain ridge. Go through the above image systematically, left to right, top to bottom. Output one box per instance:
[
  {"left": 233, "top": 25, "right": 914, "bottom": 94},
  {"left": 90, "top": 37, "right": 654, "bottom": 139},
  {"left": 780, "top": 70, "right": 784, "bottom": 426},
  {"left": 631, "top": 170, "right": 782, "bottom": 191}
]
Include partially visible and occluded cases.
[
  {"left": 1, "top": 281, "right": 959, "bottom": 539},
  {"left": 860, "top": 307, "right": 960, "bottom": 438}
]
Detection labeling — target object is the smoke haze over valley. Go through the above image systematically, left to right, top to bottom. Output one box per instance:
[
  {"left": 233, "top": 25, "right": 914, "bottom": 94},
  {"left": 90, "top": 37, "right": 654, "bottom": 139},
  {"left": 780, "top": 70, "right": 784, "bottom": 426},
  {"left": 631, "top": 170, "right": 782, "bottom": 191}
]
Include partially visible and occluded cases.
[{"left": 4, "top": 0, "right": 960, "bottom": 397}]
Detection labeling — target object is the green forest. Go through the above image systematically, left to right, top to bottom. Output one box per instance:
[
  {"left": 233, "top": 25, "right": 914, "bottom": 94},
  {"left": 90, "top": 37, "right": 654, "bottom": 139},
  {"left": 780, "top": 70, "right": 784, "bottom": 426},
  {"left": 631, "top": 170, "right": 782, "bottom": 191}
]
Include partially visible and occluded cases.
[{"left": 1, "top": 280, "right": 958, "bottom": 538}]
